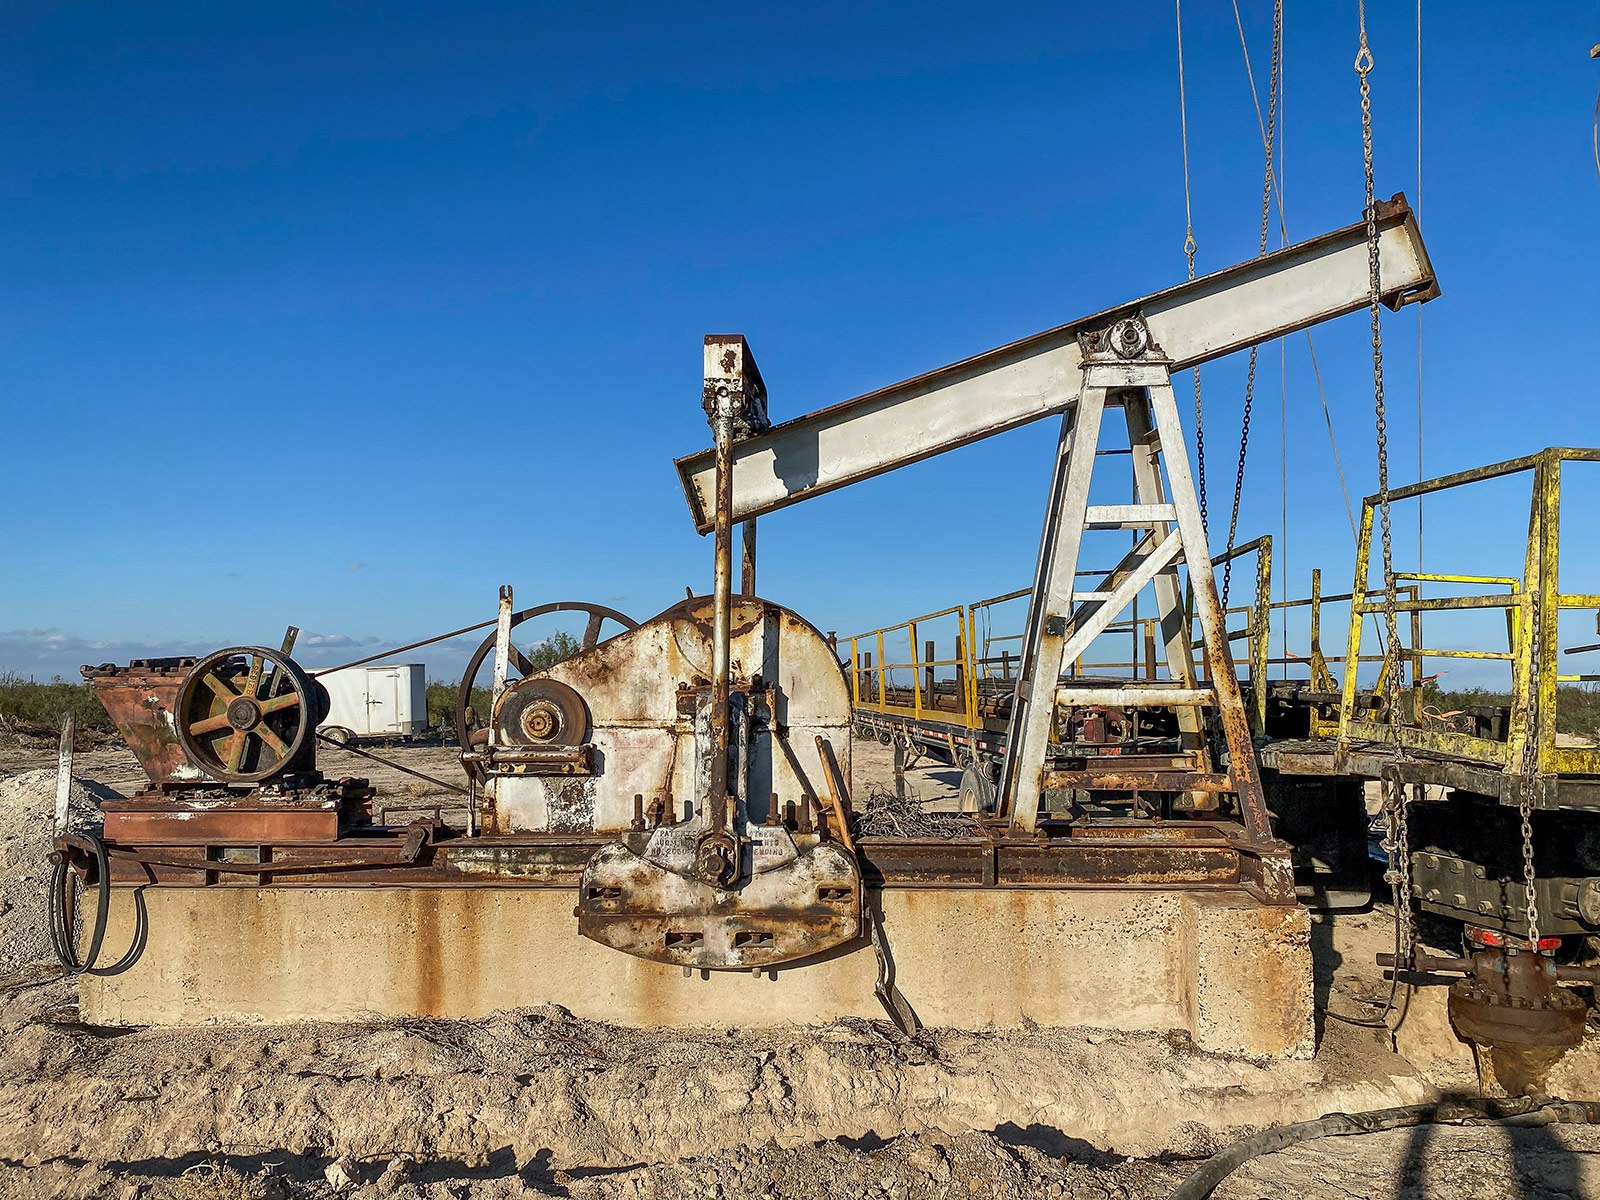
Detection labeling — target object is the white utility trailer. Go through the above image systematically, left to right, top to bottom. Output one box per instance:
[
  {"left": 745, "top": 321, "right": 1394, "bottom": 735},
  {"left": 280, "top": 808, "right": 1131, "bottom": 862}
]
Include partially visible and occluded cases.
[{"left": 316, "top": 663, "right": 429, "bottom": 742}]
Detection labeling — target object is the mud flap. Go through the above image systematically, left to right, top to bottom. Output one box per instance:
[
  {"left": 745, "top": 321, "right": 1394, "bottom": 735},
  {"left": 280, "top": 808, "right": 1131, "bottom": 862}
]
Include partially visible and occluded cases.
[{"left": 576, "top": 840, "right": 862, "bottom": 970}]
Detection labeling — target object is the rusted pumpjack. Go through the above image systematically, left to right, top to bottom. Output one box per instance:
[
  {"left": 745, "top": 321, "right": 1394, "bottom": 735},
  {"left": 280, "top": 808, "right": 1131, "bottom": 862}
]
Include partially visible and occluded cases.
[{"left": 75, "top": 200, "right": 1592, "bottom": 1057}]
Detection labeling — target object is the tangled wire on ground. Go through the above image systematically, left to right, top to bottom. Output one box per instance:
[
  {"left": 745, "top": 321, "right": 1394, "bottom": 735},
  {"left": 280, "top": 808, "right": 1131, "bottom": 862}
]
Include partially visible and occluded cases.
[{"left": 852, "top": 784, "right": 983, "bottom": 839}]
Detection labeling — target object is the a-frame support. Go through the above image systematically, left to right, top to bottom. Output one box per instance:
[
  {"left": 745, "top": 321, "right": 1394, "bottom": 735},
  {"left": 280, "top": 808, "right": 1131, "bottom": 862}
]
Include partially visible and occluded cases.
[{"left": 997, "top": 317, "right": 1273, "bottom": 842}]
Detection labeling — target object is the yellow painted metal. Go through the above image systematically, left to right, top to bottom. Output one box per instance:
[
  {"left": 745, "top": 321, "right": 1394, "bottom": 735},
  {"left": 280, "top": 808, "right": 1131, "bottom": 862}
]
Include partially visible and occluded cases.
[
  {"left": 1333, "top": 447, "right": 1600, "bottom": 787},
  {"left": 1337, "top": 503, "right": 1377, "bottom": 747},
  {"left": 1213, "top": 537, "right": 1274, "bottom": 735},
  {"left": 1398, "top": 573, "right": 1521, "bottom": 587},
  {"left": 847, "top": 593, "right": 1176, "bottom": 735},
  {"left": 1354, "top": 594, "right": 1523, "bottom": 613},
  {"left": 849, "top": 605, "right": 980, "bottom": 728},
  {"left": 1346, "top": 718, "right": 1512, "bottom": 766}
]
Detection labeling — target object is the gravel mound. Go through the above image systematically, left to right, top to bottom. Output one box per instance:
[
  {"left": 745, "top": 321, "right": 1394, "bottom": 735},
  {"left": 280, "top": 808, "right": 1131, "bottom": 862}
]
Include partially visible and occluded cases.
[{"left": 0, "top": 769, "right": 108, "bottom": 979}]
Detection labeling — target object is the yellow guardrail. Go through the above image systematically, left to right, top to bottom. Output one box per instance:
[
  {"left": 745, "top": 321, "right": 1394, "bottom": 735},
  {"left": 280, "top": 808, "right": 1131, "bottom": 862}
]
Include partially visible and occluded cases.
[
  {"left": 844, "top": 447, "right": 1600, "bottom": 784},
  {"left": 1335, "top": 447, "right": 1600, "bottom": 778}
]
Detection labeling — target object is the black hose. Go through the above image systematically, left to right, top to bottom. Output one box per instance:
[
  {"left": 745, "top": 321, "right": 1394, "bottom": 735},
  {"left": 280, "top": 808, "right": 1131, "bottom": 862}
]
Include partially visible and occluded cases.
[
  {"left": 47, "top": 832, "right": 110, "bottom": 975},
  {"left": 1167, "top": 1097, "right": 1600, "bottom": 1200}
]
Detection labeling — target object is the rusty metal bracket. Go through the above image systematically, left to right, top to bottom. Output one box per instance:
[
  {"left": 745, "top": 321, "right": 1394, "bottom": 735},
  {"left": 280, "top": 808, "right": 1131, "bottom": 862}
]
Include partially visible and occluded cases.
[
  {"left": 81, "top": 819, "right": 435, "bottom": 878},
  {"left": 576, "top": 837, "right": 861, "bottom": 970}
]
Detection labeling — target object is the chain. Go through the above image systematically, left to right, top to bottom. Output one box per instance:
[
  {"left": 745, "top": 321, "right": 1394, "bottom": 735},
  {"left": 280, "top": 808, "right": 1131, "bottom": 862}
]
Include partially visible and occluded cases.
[
  {"left": 1222, "top": 0, "right": 1281, "bottom": 608},
  {"left": 1357, "top": 2, "right": 1413, "bottom": 967},
  {"left": 1221, "top": 379, "right": 1253, "bottom": 607},
  {"left": 1519, "top": 562, "right": 1543, "bottom": 945}
]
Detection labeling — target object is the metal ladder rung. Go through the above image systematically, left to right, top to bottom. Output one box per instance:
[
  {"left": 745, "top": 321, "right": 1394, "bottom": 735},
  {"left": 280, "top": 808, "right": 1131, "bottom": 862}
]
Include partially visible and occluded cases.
[{"left": 1083, "top": 503, "right": 1177, "bottom": 530}]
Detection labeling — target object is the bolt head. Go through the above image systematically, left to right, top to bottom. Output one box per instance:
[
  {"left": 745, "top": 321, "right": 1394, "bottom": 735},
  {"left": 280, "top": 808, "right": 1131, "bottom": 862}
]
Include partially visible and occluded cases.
[
  {"left": 225, "top": 697, "right": 262, "bottom": 731},
  {"left": 521, "top": 701, "right": 561, "bottom": 742}
]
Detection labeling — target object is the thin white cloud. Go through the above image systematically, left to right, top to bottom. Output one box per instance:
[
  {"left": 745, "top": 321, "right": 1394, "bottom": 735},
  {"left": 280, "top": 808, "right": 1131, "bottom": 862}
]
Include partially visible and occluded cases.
[
  {"left": 0, "top": 629, "right": 212, "bottom": 682},
  {"left": 298, "top": 632, "right": 381, "bottom": 649}
]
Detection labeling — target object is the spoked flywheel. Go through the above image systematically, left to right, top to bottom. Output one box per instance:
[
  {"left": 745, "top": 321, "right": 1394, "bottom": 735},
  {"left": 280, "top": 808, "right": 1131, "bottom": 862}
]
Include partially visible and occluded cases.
[{"left": 175, "top": 647, "right": 328, "bottom": 783}]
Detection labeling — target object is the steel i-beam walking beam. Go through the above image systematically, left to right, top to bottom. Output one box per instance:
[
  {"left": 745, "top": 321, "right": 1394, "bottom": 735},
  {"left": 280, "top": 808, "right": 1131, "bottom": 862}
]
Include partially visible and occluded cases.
[{"left": 675, "top": 196, "right": 1436, "bottom": 531}]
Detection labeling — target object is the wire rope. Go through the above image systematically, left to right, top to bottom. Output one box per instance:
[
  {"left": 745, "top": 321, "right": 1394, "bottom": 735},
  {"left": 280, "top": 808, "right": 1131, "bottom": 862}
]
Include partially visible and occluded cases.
[{"left": 1175, "top": 0, "right": 1207, "bottom": 536}]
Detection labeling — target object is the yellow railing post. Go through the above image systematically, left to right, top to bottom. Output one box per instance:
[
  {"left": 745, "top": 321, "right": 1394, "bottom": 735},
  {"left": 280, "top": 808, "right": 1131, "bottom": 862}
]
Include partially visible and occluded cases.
[
  {"left": 1535, "top": 451, "right": 1562, "bottom": 775},
  {"left": 1338, "top": 502, "right": 1377, "bottom": 743},
  {"left": 1252, "top": 537, "right": 1272, "bottom": 734},
  {"left": 966, "top": 607, "right": 980, "bottom": 730},
  {"left": 908, "top": 620, "right": 921, "bottom": 719},
  {"left": 876, "top": 631, "right": 886, "bottom": 708}
]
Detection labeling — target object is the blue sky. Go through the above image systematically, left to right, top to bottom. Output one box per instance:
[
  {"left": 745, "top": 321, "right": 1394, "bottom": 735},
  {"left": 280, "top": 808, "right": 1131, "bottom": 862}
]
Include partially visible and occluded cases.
[{"left": 2, "top": 1, "right": 1597, "bottom": 688}]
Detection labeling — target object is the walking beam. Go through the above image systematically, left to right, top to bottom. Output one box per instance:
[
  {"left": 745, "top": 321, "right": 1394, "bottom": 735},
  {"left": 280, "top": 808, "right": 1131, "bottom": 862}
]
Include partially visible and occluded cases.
[{"left": 675, "top": 195, "right": 1435, "bottom": 532}]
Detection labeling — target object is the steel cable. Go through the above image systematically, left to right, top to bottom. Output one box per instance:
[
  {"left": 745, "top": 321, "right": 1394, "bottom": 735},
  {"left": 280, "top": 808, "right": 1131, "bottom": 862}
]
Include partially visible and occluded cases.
[
  {"left": 1175, "top": 0, "right": 1207, "bottom": 535},
  {"left": 1222, "top": 0, "right": 1282, "bottom": 609},
  {"left": 1231, "top": 0, "right": 1378, "bottom": 661},
  {"left": 1166, "top": 1097, "right": 1600, "bottom": 1200}
]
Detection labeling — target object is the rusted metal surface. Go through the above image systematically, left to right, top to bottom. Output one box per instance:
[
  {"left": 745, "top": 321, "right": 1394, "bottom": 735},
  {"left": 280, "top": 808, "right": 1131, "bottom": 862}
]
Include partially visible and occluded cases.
[
  {"left": 701, "top": 336, "right": 772, "bottom": 881},
  {"left": 740, "top": 518, "right": 757, "bottom": 595},
  {"left": 444, "top": 582, "right": 865, "bottom": 968},
  {"left": 483, "top": 595, "right": 851, "bottom": 837},
  {"left": 452, "top": 601, "right": 639, "bottom": 767},
  {"left": 83, "top": 659, "right": 205, "bottom": 786},
  {"left": 494, "top": 678, "right": 588, "bottom": 748},
  {"left": 814, "top": 734, "right": 856, "bottom": 856},
  {"left": 1040, "top": 770, "right": 1234, "bottom": 792},
  {"left": 99, "top": 783, "right": 367, "bottom": 844},
  {"left": 103, "top": 802, "right": 341, "bottom": 846},
  {"left": 95, "top": 811, "right": 1295, "bottom": 903},
  {"left": 83, "top": 819, "right": 432, "bottom": 881},
  {"left": 859, "top": 823, "right": 1295, "bottom": 904},
  {"left": 576, "top": 834, "right": 859, "bottom": 970},
  {"left": 1381, "top": 933, "right": 1593, "bottom": 1056},
  {"left": 1449, "top": 978, "right": 1589, "bottom": 1051}
]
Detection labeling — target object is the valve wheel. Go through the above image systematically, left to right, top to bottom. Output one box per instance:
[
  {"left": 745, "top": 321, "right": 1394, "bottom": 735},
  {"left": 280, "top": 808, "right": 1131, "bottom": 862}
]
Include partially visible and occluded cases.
[
  {"left": 456, "top": 601, "right": 638, "bottom": 770},
  {"left": 175, "top": 647, "right": 323, "bottom": 784}
]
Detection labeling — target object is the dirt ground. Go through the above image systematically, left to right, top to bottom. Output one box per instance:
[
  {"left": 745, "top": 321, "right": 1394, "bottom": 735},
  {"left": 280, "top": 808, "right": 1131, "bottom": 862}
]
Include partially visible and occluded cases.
[{"left": 2, "top": 736, "right": 1599, "bottom": 1200}]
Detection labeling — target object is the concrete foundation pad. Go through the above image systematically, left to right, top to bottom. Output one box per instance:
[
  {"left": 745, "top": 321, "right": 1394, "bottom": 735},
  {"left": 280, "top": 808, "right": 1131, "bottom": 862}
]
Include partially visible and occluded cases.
[{"left": 81, "top": 886, "right": 1313, "bottom": 1056}]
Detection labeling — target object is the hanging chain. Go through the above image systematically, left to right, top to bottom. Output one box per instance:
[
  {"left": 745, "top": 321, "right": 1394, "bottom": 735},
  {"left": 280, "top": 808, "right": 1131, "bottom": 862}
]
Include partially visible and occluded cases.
[
  {"left": 1176, "top": 0, "right": 1208, "bottom": 537},
  {"left": 1222, "top": 0, "right": 1281, "bottom": 607},
  {"left": 1357, "top": 1, "right": 1413, "bottom": 967},
  {"left": 1518, "top": 527, "right": 1544, "bottom": 946}
]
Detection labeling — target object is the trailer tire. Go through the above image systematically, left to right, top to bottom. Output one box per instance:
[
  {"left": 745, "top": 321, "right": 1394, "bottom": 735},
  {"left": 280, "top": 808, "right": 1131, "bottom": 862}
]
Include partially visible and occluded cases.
[
  {"left": 321, "top": 726, "right": 354, "bottom": 747},
  {"left": 959, "top": 766, "right": 996, "bottom": 814}
]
